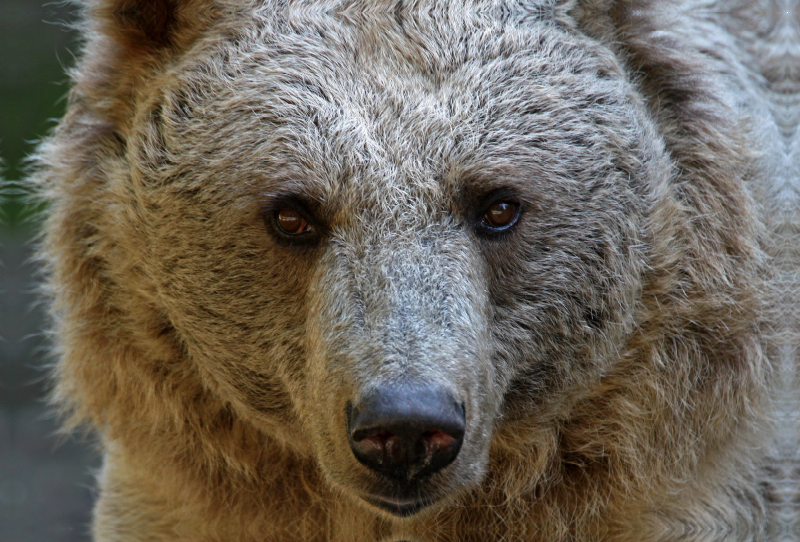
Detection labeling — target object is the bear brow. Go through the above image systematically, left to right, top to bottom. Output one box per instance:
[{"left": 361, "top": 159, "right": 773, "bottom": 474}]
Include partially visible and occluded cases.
[
  {"left": 454, "top": 164, "right": 534, "bottom": 198},
  {"left": 260, "top": 176, "right": 330, "bottom": 217}
]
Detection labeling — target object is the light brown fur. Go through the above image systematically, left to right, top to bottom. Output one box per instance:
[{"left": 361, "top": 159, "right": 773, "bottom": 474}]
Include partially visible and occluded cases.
[{"left": 33, "top": 0, "right": 794, "bottom": 540}]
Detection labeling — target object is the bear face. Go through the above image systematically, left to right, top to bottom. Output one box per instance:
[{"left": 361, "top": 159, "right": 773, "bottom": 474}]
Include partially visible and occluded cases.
[
  {"left": 37, "top": 1, "right": 778, "bottom": 539},
  {"left": 116, "top": 10, "right": 663, "bottom": 516}
]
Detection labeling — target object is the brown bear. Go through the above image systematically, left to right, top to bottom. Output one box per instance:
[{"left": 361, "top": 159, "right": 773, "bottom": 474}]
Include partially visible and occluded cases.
[{"left": 33, "top": 0, "right": 792, "bottom": 540}]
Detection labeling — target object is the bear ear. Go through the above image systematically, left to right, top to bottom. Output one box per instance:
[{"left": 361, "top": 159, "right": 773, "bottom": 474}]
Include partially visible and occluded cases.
[
  {"left": 74, "top": 0, "right": 221, "bottom": 130},
  {"left": 89, "top": 0, "right": 218, "bottom": 57},
  {"left": 102, "top": 0, "right": 185, "bottom": 51}
]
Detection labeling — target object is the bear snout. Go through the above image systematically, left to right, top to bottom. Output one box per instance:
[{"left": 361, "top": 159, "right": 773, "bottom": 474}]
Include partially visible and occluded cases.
[{"left": 347, "top": 381, "right": 466, "bottom": 485}]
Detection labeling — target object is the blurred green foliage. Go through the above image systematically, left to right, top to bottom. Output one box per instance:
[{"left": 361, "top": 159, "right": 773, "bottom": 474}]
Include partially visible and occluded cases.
[{"left": 1, "top": 1, "right": 78, "bottom": 232}]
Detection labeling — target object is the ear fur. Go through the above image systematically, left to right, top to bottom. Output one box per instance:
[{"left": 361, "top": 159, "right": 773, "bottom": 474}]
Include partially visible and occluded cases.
[
  {"left": 73, "top": 0, "right": 220, "bottom": 131},
  {"left": 92, "top": 0, "right": 216, "bottom": 55},
  {"left": 104, "top": 0, "right": 183, "bottom": 51}
]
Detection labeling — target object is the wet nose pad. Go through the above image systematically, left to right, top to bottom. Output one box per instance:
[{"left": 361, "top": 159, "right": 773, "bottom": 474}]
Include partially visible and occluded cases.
[{"left": 347, "top": 382, "right": 465, "bottom": 481}]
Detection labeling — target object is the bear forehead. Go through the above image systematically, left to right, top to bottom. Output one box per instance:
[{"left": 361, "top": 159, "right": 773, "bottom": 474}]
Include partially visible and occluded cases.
[{"left": 147, "top": 12, "right": 639, "bottom": 218}]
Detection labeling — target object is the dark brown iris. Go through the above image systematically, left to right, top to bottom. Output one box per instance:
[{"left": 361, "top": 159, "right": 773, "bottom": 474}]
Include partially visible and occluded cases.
[
  {"left": 484, "top": 202, "right": 518, "bottom": 229},
  {"left": 276, "top": 208, "right": 310, "bottom": 234}
]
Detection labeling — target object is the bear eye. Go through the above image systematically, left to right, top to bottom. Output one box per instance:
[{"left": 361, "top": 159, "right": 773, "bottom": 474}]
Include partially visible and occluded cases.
[
  {"left": 483, "top": 201, "right": 520, "bottom": 230},
  {"left": 275, "top": 208, "right": 312, "bottom": 235}
]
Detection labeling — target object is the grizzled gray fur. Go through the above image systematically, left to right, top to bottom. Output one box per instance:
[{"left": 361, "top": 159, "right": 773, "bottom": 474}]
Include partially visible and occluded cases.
[{"left": 32, "top": 0, "right": 799, "bottom": 540}]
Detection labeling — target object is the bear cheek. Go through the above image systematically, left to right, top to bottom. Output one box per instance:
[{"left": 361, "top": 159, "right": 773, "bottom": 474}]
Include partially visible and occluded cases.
[
  {"left": 130, "top": 191, "right": 316, "bottom": 437},
  {"left": 486, "top": 211, "right": 646, "bottom": 421}
]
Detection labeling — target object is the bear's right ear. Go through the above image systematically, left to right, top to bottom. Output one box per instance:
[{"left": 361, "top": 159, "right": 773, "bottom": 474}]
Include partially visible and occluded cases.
[
  {"left": 76, "top": 0, "right": 220, "bottom": 129},
  {"left": 89, "top": 0, "right": 219, "bottom": 57}
]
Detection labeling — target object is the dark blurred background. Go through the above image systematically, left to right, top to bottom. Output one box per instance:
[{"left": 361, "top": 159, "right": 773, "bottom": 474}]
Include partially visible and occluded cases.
[{"left": 1, "top": 2, "right": 99, "bottom": 541}]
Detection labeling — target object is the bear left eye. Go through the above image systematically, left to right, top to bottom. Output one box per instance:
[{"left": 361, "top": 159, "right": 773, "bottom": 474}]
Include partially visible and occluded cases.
[{"left": 482, "top": 201, "right": 520, "bottom": 230}]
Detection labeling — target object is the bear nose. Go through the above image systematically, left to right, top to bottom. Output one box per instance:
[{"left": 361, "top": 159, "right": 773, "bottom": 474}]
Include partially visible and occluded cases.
[{"left": 347, "top": 382, "right": 465, "bottom": 482}]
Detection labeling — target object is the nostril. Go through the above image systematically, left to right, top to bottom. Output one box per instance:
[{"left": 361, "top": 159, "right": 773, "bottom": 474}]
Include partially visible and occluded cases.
[
  {"left": 352, "top": 428, "right": 394, "bottom": 444},
  {"left": 418, "top": 429, "right": 457, "bottom": 455},
  {"left": 352, "top": 430, "right": 398, "bottom": 465}
]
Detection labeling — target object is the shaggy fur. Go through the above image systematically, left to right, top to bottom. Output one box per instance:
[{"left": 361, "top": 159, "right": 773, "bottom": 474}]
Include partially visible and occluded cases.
[{"left": 32, "top": 0, "right": 795, "bottom": 540}]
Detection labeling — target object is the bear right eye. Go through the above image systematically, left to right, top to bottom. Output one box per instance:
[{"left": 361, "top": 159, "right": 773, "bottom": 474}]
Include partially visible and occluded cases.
[{"left": 276, "top": 208, "right": 312, "bottom": 235}]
